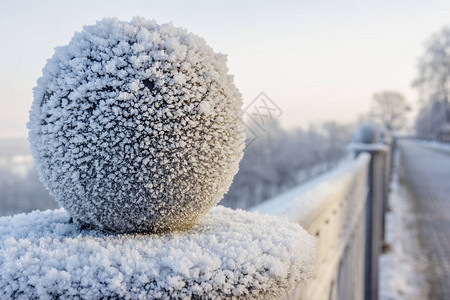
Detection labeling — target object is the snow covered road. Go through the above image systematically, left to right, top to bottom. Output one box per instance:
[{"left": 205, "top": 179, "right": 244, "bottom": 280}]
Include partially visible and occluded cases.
[{"left": 399, "top": 140, "right": 450, "bottom": 299}]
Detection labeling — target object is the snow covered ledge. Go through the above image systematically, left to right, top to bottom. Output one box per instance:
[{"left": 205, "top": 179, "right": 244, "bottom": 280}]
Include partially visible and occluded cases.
[{"left": 0, "top": 207, "right": 315, "bottom": 299}]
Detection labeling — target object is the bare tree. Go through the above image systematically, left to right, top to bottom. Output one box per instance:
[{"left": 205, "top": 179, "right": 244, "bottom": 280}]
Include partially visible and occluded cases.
[
  {"left": 413, "top": 26, "right": 450, "bottom": 105},
  {"left": 413, "top": 26, "right": 450, "bottom": 140},
  {"left": 371, "top": 91, "right": 410, "bottom": 131},
  {"left": 415, "top": 101, "right": 449, "bottom": 140}
]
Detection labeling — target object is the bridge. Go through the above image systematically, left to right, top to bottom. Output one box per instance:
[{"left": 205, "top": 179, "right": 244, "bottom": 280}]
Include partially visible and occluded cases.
[
  {"left": 1, "top": 135, "right": 449, "bottom": 299},
  {"left": 251, "top": 137, "right": 450, "bottom": 299}
]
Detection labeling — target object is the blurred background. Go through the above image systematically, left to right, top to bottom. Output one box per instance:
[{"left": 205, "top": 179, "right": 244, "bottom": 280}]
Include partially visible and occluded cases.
[{"left": 1, "top": 0, "right": 449, "bottom": 216}]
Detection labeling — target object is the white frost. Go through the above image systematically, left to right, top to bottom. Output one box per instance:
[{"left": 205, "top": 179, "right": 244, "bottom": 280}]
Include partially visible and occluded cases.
[
  {"left": 27, "top": 17, "right": 245, "bottom": 233},
  {"left": 199, "top": 100, "right": 211, "bottom": 115},
  {"left": 0, "top": 206, "right": 315, "bottom": 299}
]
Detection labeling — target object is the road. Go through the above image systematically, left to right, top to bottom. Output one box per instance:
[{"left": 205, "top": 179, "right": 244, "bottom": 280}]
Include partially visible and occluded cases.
[{"left": 399, "top": 140, "right": 450, "bottom": 300}]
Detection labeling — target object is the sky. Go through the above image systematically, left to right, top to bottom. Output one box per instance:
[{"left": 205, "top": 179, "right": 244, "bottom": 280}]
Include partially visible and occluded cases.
[{"left": 0, "top": 0, "right": 449, "bottom": 138}]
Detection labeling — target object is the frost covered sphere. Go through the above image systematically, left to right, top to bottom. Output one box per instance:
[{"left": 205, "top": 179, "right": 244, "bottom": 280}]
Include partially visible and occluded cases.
[
  {"left": 28, "top": 17, "right": 245, "bottom": 233},
  {"left": 357, "top": 123, "right": 378, "bottom": 143}
]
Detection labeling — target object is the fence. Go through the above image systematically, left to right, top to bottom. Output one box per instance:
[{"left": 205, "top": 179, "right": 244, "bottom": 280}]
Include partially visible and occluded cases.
[
  {"left": 0, "top": 135, "right": 393, "bottom": 299},
  {"left": 251, "top": 138, "right": 391, "bottom": 300}
]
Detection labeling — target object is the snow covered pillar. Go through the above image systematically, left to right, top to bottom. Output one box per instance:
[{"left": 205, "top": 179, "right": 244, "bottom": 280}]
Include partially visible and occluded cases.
[{"left": 349, "top": 124, "right": 389, "bottom": 300}]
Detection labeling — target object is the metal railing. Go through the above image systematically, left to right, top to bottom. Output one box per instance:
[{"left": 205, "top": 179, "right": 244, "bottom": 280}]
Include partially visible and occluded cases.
[{"left": 251, "top": 137, "right": 392, "bottom": 300}]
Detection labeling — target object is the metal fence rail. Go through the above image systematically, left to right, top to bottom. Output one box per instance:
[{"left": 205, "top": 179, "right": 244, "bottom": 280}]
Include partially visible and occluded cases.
[{"left": 251, "top": 139, "right": 391, "bottom": 300}]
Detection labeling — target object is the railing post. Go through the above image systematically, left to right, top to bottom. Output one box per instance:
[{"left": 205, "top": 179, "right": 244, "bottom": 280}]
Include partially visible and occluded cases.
[
  {"left": 349, "top": 125, "right": 388, "bottom": 300},
  {"left": 381, "top": 137, "right": 393, "bottom": 243}
]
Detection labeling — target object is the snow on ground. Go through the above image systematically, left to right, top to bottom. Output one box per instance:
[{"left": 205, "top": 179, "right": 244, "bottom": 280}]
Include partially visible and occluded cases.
[
  {"left": 379, "top": 150, "right": 428, "bottom": 300},
  {"left": 0, "top": 206, "right": 315, "bottom": 299}
]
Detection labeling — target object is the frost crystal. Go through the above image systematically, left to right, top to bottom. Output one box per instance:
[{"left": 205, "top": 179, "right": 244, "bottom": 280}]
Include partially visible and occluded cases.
[
  {"left": 28, "top": 17, "right": 245, "bottom": 233},
  {"left": 0, "top": 207, "right": 316, "bottom": 299}
]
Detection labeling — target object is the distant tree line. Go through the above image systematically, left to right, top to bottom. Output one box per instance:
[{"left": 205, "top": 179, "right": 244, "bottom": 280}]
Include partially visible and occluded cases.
[
  {"left": 413, "top": 26, "right": 450, "bottom": 141},
  {"left": 220, "top": 120, "right": 354, "bottom": 209},
  {"left": 0, "top": 166, "right": 57, "bottom": 217}
]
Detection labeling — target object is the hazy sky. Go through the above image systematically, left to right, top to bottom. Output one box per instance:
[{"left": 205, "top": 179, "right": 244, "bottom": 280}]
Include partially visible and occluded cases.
[{"left": 1, "top": 0, "right": 449, "bottom": 138}]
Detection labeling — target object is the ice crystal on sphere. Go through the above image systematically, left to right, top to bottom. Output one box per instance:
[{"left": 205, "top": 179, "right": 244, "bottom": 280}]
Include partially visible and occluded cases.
[{"left": 28, "top": 17, "right": 245, "bottom": 233}]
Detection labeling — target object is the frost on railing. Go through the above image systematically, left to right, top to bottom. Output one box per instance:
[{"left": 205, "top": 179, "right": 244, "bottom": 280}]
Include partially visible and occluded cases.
[{"left": 252, "top": 153, "right": 371, "bottom": 299}]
